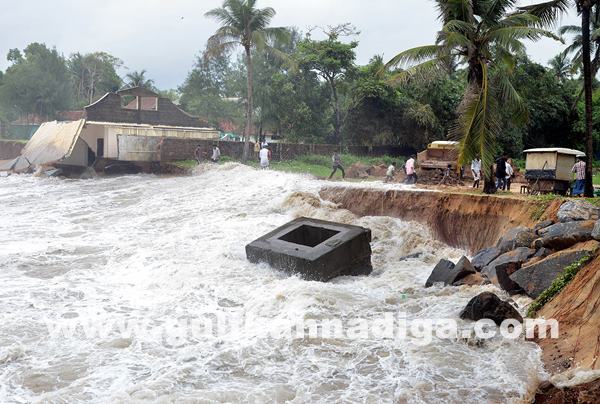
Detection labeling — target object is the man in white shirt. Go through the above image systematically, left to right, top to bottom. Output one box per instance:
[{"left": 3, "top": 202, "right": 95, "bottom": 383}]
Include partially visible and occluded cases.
[
  {"left": 211, "top": 145, "right": 221, "bottom": 163},
  {"left": 259, "top": 145, "right": 270, "bottom": 169},
  {"left": 404, "top": 155, "right": 416, "bottom": 184},
  {"left": 471, "top": 156, "right": 481, "bottom": 188},
  {"left": 505, "top": 159, "right": 514, "bottom": 191},
  {"left": 385, "top": 162, "right": 397, "bottom": 182}
]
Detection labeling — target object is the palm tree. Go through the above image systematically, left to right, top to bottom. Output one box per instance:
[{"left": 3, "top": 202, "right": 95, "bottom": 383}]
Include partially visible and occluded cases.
[
  {"left": 205, "top": 0, "right": 289, "bottom": 162},
  {"left": 386, "top": 0, "right": 557, "bottom": 193},
  {"left": 522, "top": 0, "right": 599, "bottom": 196},
  {"left": 558, "top": 8, "right": 600, "bottom": 76},
  {"left": 549, "top": 53, "right": 573, "bottom": 81},
  {"left": 125, "top": 70, "right": 155, "bottom": 90}
]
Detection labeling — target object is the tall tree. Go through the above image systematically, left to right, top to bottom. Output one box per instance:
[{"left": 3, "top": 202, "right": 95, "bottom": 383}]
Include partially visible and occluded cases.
[
  {"left": 205, "top": 0, "right": 289, "bottom": 162},
  {"left": 386, "top": 0, "right": 557, "bottom": 193},
  {"left": 522, "top": 0, "right": 599, "bottom": 196},
  {"left": 296, "top": 28, "right": 357, "bottom": 145},
  {"left": 0, "top": 43, "right": 72, "bottom": 120},
  {"left": 179, "top": 49, "right": 243, "bottom": 128},
  {"left": 68, "top": 52, "right": 122, "bottom": 106},
  {"left": 124, "top": 69, "right": 155, "bottom": 90}
]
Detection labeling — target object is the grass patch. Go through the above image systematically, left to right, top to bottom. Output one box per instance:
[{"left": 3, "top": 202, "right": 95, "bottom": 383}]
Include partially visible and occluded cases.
[
  {"left": 247, "top": 153, "right": 402, "bottom": 178},
  {"left": 528, "top": 194, "right": 564, "bottom": 221},
  {"left": 527, "top": 255, "right": 592, "bottom": 317}
]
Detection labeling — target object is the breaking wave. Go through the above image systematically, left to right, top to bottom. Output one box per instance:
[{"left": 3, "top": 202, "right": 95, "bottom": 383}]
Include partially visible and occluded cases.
[{"left": 0, "top": 165, "right": 545, "bottom": 402}]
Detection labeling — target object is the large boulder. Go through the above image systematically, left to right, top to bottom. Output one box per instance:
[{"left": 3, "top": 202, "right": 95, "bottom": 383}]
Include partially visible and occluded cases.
[
  {"left": 557, "top": 200, "right": 600, "bottom": 222},
  {"left": 534, "top": 219, "right": 554, "bottom": 234},
  {"left": 535, "top": 220, "right": 595, "bottom": 250},
  {"left": 592, "top": 220, "right": 600, "bottom": 241},
  {"left": 496, "top": 226, "right": 537, "bottom": 253},
  {"left": 510, "top": 240, "right": 600, "bottom": 298},
  {"left": 471, "top": 247, "right": 502, "bottom": 271},
  {"left": 482, "top": 247, "right": 536, "bottom": 294},
  {"left": 425, "top": 256, "right": 476, "bottom": 287},
  {"left": 453, "top": 272, "right": 487, "bottom": 286},
  {"left": 459, "top": 292, "right": 523, "bottom": 325}
]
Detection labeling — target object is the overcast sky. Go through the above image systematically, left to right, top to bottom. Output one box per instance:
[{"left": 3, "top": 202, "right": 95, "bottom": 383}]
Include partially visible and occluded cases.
[{"left": 0, "top": 0, "right": 579, "bottom": 89}]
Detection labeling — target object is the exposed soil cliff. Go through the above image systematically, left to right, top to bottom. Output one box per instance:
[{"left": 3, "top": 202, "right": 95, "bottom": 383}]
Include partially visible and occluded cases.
[
  {"left": 320, "top": 186, "right": 560, "bottom": 253},
  {"left": 535, "top": 257, "right": 600, "bottom": 373}
]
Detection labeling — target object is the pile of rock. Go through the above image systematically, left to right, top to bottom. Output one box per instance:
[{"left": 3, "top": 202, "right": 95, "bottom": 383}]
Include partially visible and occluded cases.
[
  {"left": 345, "top": 163, "right": 395, "bottom": 180},
  {"left": 416, "top": 168, "right": 465, "bottom": 186},
  {"left": 424, "top": 199, "right": 600, "bottom": 323}
]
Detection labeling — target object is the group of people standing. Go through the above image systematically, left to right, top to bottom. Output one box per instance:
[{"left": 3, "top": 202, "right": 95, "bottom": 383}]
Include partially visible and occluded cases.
[
  {"left": 195, "top": 144, "right": 221, "bottom": 164},
  {"left": 469, "top": 155, "right": 515, "bottom": 191}
]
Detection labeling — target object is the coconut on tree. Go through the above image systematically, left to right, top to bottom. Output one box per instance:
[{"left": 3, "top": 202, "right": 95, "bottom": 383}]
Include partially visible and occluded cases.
[
  {"left": 205, "top": 0, "right": 289, "bottom": 162},
  {"left": 385, "top": 0, "right": 559, "bottom": 193}
]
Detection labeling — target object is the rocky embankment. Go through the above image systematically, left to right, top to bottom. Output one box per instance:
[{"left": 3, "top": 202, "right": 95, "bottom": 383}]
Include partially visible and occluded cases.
[{"left": 321, "top": 187, "right": 600, "bottom": 402}]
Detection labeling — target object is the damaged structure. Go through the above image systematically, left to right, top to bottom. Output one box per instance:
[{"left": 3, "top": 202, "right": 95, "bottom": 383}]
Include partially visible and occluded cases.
[
  {"left": 0, "top": 87, "right": 218, "bottom": 174},
  {"left": 246, "top": 217, "right": 373, "bottom": 281}
]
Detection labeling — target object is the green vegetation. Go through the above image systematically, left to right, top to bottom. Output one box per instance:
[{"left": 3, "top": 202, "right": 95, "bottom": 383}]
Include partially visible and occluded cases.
[
  {"left": 1, "top": 0, "right": 600, "bottom": 175},
  {"left": 205, "top": 0, "right": 289, "bottom": 162},
  {"left": 385, "top": 0, "right": 557, "bottom": 188},
  {"left": 527, "top": 255, "right": 592, "bottom": 317}
]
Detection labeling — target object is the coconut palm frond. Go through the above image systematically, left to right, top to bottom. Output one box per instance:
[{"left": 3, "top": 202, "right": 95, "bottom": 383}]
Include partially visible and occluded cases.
[
  {"left": 519, "top": 0, "right": 572, "bottom": 27},
  {"left": 485, "top": 26, "right": 561, "bottom": 47},
  {"left": 384, "top": 45, "right": 444, "bottom": 71},
  {"left": 387, "top": 57, "right": 449, "bottom": 86},
  {"left": 453, "top": 62, "right": 500, "bottom": 175}
]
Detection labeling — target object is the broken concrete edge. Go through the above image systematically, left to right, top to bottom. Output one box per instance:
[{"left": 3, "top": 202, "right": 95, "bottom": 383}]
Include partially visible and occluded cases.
[{"left": 246, "top": 217, "right": 372, "bottom": 282}]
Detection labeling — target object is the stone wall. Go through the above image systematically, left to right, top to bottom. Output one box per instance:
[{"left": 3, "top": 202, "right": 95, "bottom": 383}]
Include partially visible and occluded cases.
[
  {"left": 160, "top": 138, "right": 412, "bottom": 162},
  {"left": 0, "top": 140, "right": 25, "bottom": 160}
]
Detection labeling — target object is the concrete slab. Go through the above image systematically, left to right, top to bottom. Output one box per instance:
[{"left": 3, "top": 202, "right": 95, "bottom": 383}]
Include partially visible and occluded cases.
[{"left": 246, "top": 217, "right": 372, "bottom": 281}]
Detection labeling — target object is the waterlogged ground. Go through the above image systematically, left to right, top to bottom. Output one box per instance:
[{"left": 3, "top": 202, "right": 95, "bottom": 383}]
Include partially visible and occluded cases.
[{"left": 0, "top": 164, "right": 546, "bottom": 403}]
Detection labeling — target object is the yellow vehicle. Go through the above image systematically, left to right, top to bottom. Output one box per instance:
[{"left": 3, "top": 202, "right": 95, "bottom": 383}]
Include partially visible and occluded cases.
[{"left": 416, "top": 141, "right": 459, "bottom": 170}]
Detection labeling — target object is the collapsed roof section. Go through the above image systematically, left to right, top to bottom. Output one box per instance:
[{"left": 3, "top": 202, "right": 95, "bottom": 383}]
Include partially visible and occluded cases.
[{"left": 0, "top": 120, "right": 85, "bottom": 172}]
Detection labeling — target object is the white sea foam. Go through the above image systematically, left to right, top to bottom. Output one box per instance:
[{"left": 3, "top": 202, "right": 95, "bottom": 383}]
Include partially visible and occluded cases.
[{"left": 0, "top": 165, "right": 546, "bottom": 402}]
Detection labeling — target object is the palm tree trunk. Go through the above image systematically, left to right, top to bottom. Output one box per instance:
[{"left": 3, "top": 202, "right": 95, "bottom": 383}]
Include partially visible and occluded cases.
[
  {"left": 582, "top": 3, "right": 595, "bottom": 197},
  {"left": 242, "top": 46, "right": 253, "bottom": 163}
]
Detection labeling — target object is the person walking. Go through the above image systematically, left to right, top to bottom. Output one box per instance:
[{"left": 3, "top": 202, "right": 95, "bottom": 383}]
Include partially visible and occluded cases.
[
  {"left": 211, "top": 144, "right": 221, "bottom": 163},
  {"left": 259, "top": 144, "right": 270, "bottom": 169},
  {"left": 194, "top": 145, "right": 203, "bottom": 164},
  {"left": 329, "top": 152, "right": 345, "bottom": 179},
  {"left": 405, "top": 155, "right": 417, "bottom": 184},
  {"left": 572, "top": 155, "right": 587, "bottom": 197},
  {"left": 471, "top": 156, "right": 482, "bottom": 188},
  {"left": 495, "top": 156, "right": 507, "bottom": 190},
  {"left": 505, "top": 158, "right": 514, "bottom": 191},
  {"left": 385, "top": 162, "right": 397, "bottom": 182}
]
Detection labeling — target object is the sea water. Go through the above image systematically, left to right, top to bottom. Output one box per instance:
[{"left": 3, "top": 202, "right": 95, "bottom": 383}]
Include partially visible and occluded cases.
[{"left": 0, "top": 164, "right": 545, "bottom": 403}]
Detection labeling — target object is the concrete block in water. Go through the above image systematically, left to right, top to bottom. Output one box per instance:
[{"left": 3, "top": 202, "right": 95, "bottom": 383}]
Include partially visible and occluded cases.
[{"left": 246, "top": 217, "right": 372, "bottom": 281}]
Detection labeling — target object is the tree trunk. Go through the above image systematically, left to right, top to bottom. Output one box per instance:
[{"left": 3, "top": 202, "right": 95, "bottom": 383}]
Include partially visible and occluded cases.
[
  {"left": 582, "top": 3, "right": 595, "bottom": 197},
  {"left": 242, "top": 46, "right": 253, "bottom": 163},
  {"left": 329, "top": 79, "right": 341, "bottom": 145}
]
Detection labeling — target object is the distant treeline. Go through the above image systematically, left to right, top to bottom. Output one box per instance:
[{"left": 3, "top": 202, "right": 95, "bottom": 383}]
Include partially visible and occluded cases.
[{"left": 0, "top": 35, "right": 596, "bottom": 156}]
